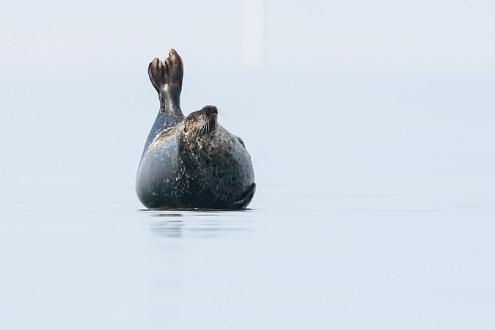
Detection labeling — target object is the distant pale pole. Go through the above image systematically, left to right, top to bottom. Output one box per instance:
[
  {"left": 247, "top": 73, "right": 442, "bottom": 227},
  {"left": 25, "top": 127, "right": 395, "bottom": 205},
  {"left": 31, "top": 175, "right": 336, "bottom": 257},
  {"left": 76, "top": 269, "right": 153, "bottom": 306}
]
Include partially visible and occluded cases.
[{"left": 241, "top": 0, "right": 264, "bottom": 69}]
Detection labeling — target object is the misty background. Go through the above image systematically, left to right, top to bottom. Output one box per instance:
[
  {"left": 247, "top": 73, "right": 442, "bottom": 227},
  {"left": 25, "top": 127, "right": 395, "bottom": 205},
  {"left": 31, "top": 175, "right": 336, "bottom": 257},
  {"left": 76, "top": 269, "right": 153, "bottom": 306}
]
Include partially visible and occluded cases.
[
  {"left": 1, "top": 0, "right": 495, "bottom": 210},
  {"left": 1, "top": 1, "right": 495, "bottom": 329}
]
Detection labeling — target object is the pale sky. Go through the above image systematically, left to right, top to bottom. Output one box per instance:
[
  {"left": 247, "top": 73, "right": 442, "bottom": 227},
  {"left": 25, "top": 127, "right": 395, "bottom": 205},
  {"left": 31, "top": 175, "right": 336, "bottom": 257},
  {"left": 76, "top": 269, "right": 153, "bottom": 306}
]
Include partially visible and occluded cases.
[{"left": 2, "top": 0, "right": 495, "bottom": 73}]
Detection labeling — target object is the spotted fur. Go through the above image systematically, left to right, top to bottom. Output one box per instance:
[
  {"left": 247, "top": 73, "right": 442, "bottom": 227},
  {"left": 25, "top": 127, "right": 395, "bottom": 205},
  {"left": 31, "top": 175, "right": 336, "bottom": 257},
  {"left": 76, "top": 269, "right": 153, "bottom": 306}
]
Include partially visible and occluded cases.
[{"left": 136, "top": 49, "right": 255, "bottom": 209}]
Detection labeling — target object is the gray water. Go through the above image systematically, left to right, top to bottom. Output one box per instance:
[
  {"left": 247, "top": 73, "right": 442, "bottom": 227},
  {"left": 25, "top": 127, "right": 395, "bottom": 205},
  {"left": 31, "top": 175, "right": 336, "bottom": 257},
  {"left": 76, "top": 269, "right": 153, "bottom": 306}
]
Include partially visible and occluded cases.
[{"left": 1, "top": 68, "right": 495, "bottom": 329}]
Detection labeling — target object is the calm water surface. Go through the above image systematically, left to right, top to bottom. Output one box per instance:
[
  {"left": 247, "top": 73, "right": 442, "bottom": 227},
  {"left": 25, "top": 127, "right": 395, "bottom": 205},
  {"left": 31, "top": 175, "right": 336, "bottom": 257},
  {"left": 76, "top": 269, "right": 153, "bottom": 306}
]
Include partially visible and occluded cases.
[{"left": 1, "top": 180, "right": 494, "bottom": 329}]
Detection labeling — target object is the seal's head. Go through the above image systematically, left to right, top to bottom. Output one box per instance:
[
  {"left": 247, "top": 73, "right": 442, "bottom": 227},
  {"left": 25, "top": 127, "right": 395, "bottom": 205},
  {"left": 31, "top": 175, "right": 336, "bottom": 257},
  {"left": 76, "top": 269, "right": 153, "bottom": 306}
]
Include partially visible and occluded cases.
[
  {"left": 178, "top": 105, "right": 225, "bottom": 164},
  {"left": 181, "top": 105, "right": 218, "bottom": 140}
]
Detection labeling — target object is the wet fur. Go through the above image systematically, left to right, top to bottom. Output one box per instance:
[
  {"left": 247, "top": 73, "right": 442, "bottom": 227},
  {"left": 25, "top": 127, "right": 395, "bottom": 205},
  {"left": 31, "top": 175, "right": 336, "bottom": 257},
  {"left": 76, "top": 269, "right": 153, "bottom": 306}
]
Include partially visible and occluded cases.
[{"left": 136, "top": 50, "right": 255, "bottom": 209}]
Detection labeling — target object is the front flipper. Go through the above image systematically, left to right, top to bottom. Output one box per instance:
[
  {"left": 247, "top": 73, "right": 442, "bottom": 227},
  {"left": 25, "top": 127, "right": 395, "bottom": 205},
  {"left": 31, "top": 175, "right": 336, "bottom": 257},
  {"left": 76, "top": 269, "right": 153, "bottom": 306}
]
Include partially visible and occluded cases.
[
  {"left": 237, "top": 136, "right": 246, "bottom": 148},
  {"left": 230, "top": 183, "right": 256, "bottom": 209}
]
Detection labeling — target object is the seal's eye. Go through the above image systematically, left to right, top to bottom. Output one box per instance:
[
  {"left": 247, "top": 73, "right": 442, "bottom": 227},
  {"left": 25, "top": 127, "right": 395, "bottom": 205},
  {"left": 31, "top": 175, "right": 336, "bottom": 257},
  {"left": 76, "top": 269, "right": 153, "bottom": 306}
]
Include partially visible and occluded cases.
[{"left": 184, "top": 120, "right": 193, "bottom": 133}]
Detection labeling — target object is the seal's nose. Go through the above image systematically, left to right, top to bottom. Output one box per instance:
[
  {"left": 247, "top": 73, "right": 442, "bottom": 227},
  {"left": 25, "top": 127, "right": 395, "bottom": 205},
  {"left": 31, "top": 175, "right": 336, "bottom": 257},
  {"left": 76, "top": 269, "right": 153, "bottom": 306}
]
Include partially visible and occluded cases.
[{"left": 202, "top": 105, "right": 218, "bottom": 116}]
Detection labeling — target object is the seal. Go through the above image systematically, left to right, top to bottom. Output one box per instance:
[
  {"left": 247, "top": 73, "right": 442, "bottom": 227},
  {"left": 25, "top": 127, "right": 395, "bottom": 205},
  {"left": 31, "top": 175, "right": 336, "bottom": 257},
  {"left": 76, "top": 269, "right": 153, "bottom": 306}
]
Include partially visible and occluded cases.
[{"left": 136, "top": 49, "right": 256, "bottom": 209}]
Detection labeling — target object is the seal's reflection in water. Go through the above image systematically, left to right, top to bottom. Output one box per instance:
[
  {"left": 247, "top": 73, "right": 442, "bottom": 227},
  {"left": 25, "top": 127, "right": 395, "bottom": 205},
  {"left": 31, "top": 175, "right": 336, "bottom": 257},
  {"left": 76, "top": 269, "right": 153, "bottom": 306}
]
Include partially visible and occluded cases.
[{"left": 145, "top": 210, "right": 252, "bottom": 238}]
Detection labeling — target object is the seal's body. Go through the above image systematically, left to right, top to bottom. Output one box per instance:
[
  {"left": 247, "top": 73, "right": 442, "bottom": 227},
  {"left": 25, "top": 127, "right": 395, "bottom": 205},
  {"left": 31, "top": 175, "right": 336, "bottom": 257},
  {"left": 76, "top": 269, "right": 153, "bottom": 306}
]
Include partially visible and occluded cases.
[{"left": 136, "top": 49, "right": 255, "bottom": 209}]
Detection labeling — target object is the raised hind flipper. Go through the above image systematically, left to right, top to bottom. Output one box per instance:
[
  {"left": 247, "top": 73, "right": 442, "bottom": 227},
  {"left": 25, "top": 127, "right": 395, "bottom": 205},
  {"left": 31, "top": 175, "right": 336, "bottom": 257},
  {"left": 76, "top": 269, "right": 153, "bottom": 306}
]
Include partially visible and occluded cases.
[
  {"left": 148, "top": 48, "right": 184, "bottom": 116},
  {"left": 142, "top": 49, "right": 186, "bottom": 156}
]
